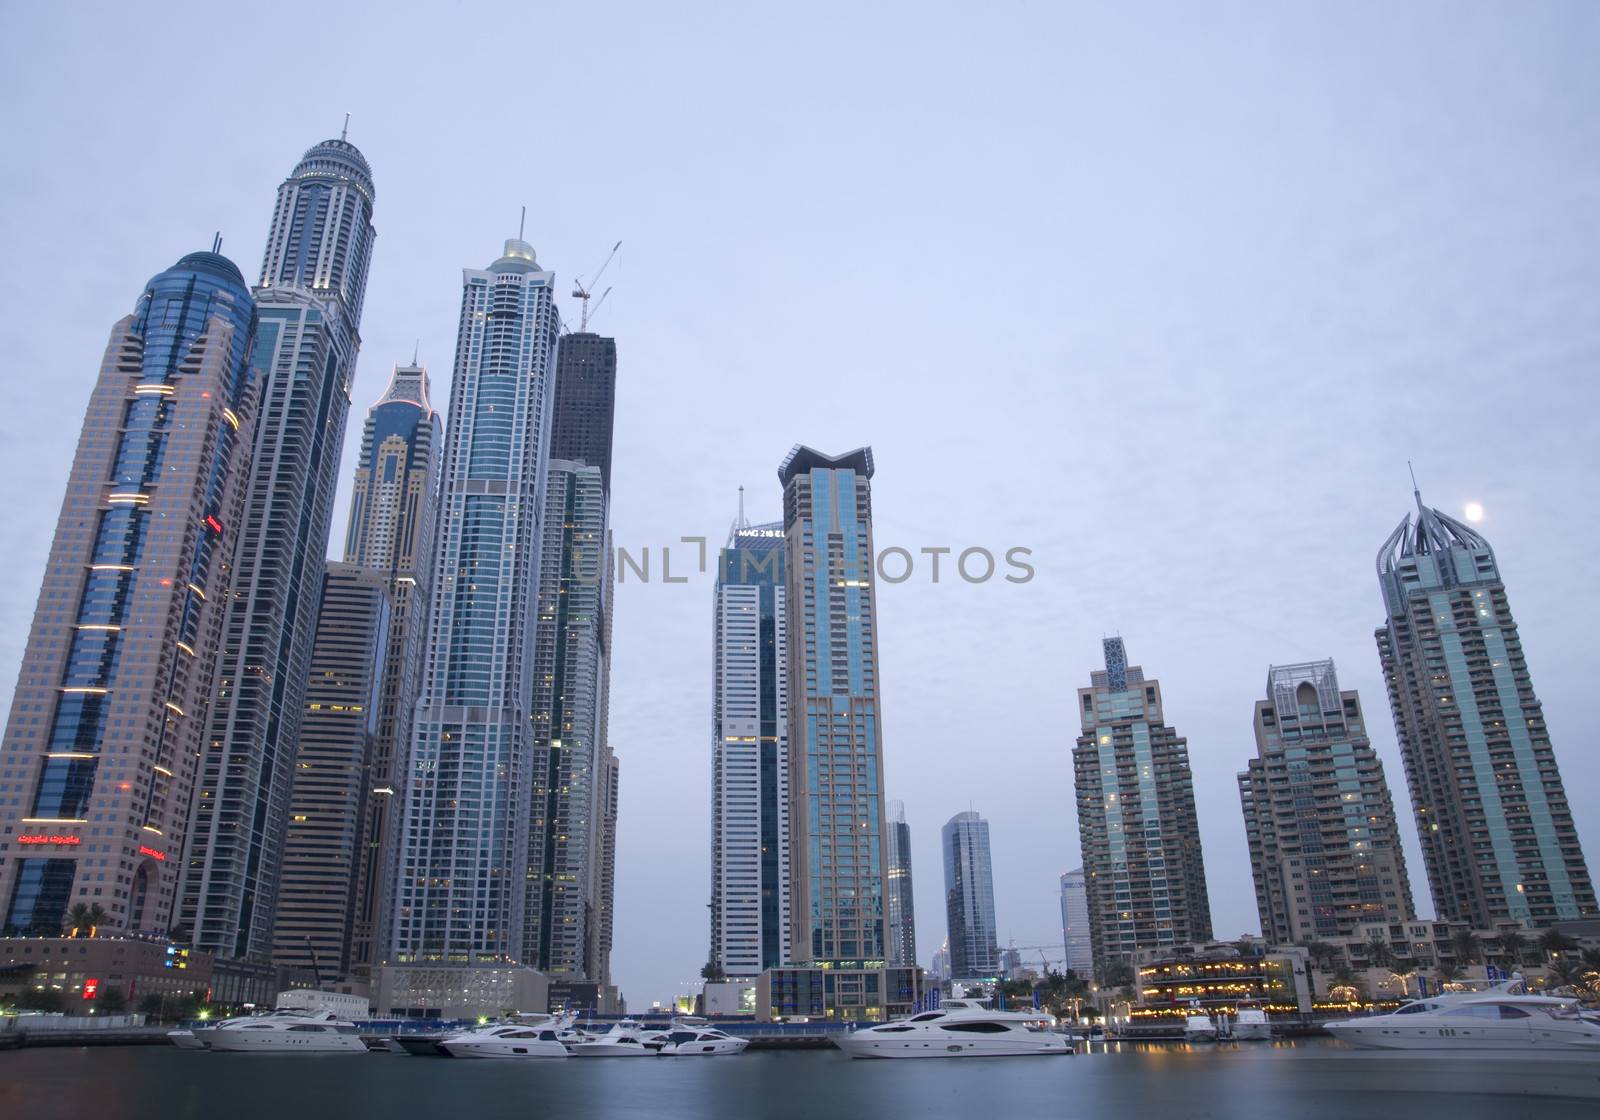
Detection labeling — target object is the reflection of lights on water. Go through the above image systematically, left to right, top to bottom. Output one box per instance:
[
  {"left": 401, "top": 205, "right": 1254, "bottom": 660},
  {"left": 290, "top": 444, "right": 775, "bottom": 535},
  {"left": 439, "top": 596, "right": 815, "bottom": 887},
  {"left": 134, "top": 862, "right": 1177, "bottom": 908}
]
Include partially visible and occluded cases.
[{"left": 1464, "top": 502, "right": 1485, "bottom": 523}]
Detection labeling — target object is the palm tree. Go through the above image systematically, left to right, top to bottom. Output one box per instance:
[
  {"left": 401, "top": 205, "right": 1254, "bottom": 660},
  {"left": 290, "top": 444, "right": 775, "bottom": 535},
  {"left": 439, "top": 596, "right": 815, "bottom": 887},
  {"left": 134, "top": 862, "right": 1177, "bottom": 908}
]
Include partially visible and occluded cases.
[
  {"left": 62, "top": 903, "right": 111, "bottom": 937},
  {"left": 1537, "top": 928, "right": 1580, "bottom": 961},
  {"left": 1449, "top": 929, "right": 1481, "bottom": 967},
  {"left": 1497, "top": 929, "right": 1528, "bottom": 970},
  {"left": 1363, "top": 933, "right": 1396, "bottom": 970},
  {"left": 1301, "top": 940, "right": 1340, "bottom": 971},
  {"left": 1545, "top": 959, "right": 1584, "bottom": 991},
  {"left": 1434, "top": 961, "right": 1463, "bottom": 988}
]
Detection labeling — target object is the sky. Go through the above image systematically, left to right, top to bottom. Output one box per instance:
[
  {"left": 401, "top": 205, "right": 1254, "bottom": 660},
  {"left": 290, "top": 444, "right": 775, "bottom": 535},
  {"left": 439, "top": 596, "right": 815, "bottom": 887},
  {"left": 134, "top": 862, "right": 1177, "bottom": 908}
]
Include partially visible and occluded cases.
[{"left": 1, "top": 1, "right": 1597, "bottom": 1006}]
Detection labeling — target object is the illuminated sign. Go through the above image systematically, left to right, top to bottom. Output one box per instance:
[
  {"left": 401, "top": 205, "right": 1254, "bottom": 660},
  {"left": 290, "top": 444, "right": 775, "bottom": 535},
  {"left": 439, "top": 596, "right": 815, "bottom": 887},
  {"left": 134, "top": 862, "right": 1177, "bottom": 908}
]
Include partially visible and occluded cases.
[
  {"left": 205, "top": 516, "right": 224, "bottom": 535},
  {"left": 18, "top": 834, "right": 80, "bottom": 845},
  {"left": 139, "top": 845, "right": 166, "bottom": 861},
  {"left": 83, "top": 978, "right": 99, "bottom": 1000}
]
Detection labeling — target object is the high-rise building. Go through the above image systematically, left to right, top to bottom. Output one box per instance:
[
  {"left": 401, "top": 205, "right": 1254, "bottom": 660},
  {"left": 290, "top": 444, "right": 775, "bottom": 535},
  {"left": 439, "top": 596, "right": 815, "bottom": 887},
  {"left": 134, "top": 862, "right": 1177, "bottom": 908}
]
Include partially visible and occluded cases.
[
  {"left": 180, "top": 136, "right": 376, "bottom": 961},
  {"left": 389, "top": 237, "right": 560, "bottom": 969},
  {"left": 0, "top": 250, "right": 258, "bottom": 938},
  {"left": 549, "top": 333, "right": 617, "bottom": 496},
  {"left": 339, "top": 361, "right": 440, "bottom": 973},
  {"left": 764, "top": 446, "right": 924, "bottom": 1020},
  {"left": 523, "top": 459, "right": 608, "bottom": 979},
  {"left": 1376, "top": 491, "right": 1595, "bottom": 926},
  {"left": 709, "top": 520, "right": 789, "bottom": 980},
  {"left": 269, "top": 564, "right": 391, "bottom": 978},
  {"left": 1073, "top": 638, "right": 1212, "bottom": 970},
  {"left": 1238, "top": 660, "right": 1414, "bottom": 945},
  {"left": 885, "top": 800, "right": 917, "bottom": 969},
  {"left": 942, "top": 811, "right": 998, "bottom": 980},
  {"left": 1059, "top": 868, "right": 1093, "bottom": 977}
]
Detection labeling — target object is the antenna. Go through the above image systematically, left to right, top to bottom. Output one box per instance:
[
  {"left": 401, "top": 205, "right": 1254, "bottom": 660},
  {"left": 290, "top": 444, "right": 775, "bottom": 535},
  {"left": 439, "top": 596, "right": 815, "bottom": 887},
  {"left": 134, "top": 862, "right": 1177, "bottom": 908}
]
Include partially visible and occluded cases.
[
  {"left": 341, "top": 113, "right": 350, "bottom": 142},
  {"left": 519, "top": 206, "right": 527, "bottom": 241},
  {"left": 212, "top": 232, "right": 222, "bottom": 254},
  {"left": 572, "top": 240, "right": 622, "bottom": 332},
  {"left": 412, "top": 340, "right": 420, "bottom": 366}
]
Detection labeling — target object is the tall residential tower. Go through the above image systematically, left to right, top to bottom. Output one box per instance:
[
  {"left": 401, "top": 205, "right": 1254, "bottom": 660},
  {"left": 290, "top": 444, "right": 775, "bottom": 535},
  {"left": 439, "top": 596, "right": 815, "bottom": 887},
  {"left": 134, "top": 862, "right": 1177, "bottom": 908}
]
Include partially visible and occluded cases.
[
  {"left": 180, "top": 137, "right": 376, "bottom": 960},
  {"left": 0, "top": 251, "right": 257, "bottom": 938},
  {"left": 1376, "top": 492, "right": 1594, "bottom": 926},
  {"left": 709, "top": 521, "right": 789, "bottom": 980},
  {"left": 1073, "top": 638, "right": 1211, "bottom": 969},
  {"left": 1238, "top": 660, "right": 1414, "bottom": 945},
  {"left": 885, "top": 800, "right": 917, "bottom": 969},
  {"left": 942, "top": 811, "right": 998, "bottom": 980},
  {"left": 1059, "top": 868, "right": 1093, "bottom": 977}
]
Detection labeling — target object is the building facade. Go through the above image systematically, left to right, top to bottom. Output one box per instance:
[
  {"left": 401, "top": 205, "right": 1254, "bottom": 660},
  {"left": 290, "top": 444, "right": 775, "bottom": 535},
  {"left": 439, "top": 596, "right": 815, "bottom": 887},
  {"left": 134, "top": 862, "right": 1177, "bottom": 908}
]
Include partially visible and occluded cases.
[
  {"left": 180, "top": 137, "right": 377, "bottom": 961},
  {"left": 389, "top": 238, "right": 560, "bottom": 967},
  {"left": 0, "top": 251, "right": 258, "bottom": 939},
  {"left": 549, "top": 333, "right": 617, "bottom": 495},
  {"left": 338, "top": 361, "right": 440, "bottom": 974},
  {"left": 777, "top": 445, "right": 899, "bottom": 1018},
  {"left": 523, "top": 460, "right": 608, "bottom": 979},
  {"left": 1376, "top": 492, "right": 1595, "bottom": 927},
  {"left": 710, "top": 521, "right": 789, "bottom": 980},
  {"left": 269, "top": 565, "right": 392, "bottom": 979},
  {"left": 1073, "top": 638, "right": 1212, "bottom": 970},
  {"left": 1238, "top": 659, "right": 1414, "bottom": 945},
  {"left": 885, "top": 800, "right": 917, "bottom": 969},
  {"left": 942, "top": 811, "right": 998, "bottom": 980},
  {"left": 1060, "top": 868, "right": 1094, "bottom": 977}
]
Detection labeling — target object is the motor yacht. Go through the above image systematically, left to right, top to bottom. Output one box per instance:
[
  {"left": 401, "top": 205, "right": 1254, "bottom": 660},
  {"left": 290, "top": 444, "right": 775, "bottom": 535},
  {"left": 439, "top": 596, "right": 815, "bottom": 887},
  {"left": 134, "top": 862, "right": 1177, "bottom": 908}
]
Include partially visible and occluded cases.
[
  {"left": 1324, "top": 976, "right": 1600, "bottom": 1053},
  {"left": 836, "top": 999, "right": 1072, "bottom": 1058},
  {"left": 1233, "top": 1007, "right": 1272, "bottom": 1041},
  {"left": 205, "top": 1009, "right": 368, "bottom": 1053},
  {"left": 1183, "top": 1013, "right": 1220, "bottom": 1043},
  {"left": 570, "top": 1019, "right": 663, "bottom": 1057},
  {"left": 438, "top": 1022, "right": 569, "bottom": 1059},
  {"left": 655, "top": 1024, "right": 750, "bottom": 1056},
  {"left": 166, "top": 1028, "right": 208, "bottom": 1050}
]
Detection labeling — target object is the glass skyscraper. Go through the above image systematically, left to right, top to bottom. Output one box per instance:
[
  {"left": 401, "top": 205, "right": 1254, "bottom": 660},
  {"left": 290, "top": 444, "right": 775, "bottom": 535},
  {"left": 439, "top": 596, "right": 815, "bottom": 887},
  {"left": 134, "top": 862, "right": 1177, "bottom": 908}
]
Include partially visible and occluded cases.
[
  {"left": 180, "top": 136, "right": 377, "bottom": 961},
  {"left": 390, "top": 237, "right": 560, "bottom": 965},
  {"left": 0, "top": 250, "right": 257, "bottom": 938},
  {"left": 549, "top": 333, "right": 617, "bottom": 495},
  {"left": 1376, "top": 491, "right": 1594, "bottom": 926},
  {"left": 710, "top": 520, "right": 789, "bottom": 980},
  {"left": 1073, "top": 638, "right": 1211, "bottom": 970},
  {"left": 1238, "top": 659, "right": 1414, "bottom": 945},
  {"left": 885, "top": 800, "right": 916, "bottom": 969},
  {"left": 942, "top": 811, "right": 998, "bottom": 980},
  {"left": 1059, "top": 868, "right": 1093, "bottom": 977}
]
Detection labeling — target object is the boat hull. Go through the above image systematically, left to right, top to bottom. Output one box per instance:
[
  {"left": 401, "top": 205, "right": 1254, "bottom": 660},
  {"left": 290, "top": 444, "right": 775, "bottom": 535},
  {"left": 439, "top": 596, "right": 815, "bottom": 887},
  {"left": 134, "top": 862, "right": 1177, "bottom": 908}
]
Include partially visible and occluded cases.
[
  {"left": 206, "top": 1033, "right": 367, "bottom": 1053},
  {"left": 838, "top": 1034, "right": 1070, "bottom": 1059},
  {"left": 440, "top": 1040, "right": 567, "bottom": 1059}
]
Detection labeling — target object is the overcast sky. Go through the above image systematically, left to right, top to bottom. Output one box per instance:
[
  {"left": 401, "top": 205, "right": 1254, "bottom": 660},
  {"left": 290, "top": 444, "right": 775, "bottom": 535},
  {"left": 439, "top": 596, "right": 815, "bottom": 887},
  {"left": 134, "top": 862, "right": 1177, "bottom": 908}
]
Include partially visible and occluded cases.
[{"left": 2, "top": 2, "right": 1597, "bottom": 1005}]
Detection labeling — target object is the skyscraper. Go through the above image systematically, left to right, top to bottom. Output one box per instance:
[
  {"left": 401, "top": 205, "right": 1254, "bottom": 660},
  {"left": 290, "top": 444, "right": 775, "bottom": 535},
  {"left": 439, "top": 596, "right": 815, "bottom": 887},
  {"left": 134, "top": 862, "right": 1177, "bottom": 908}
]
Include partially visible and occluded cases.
[
  {"left": 180, "top": 136, "right": 376, "bottom": 961},
  {"left": 389, "top": 237, "right": 560, "bottom": 968},
  {"left": 0, "top": 250, "right": 257, "bottom": 938},
  {"left": 549, "top": 333, "right": 617, "bottom": 495},
  {"left": 339, "top": 361, "right": 440, "bottom": 973},
  {"left": 523, "top": 459, "right": 608, "bottom": 979},
  {"left": 1376, "top": 491, "right": 1595, "bottom": 926},
  {"left": 710, "top": 521, "right": 789, "bottom": 980},
  {"left": 269, "top": 565, "right": 391, "bottom": 978},
  {"left": 1073, "top": 638, "right": 1211, "bottom": 970},
  {"left": 1238, "top": 660, "right": 1414, "bottom": 945},
  {"left": 885, "top": 800, "right": 917, "bottom": 969},
  {"left": 942, "top": 811, "right": 998, "bottom": 980},
  {"left": 1059, "top": 868, "right": 1093, "bottom": 977}
]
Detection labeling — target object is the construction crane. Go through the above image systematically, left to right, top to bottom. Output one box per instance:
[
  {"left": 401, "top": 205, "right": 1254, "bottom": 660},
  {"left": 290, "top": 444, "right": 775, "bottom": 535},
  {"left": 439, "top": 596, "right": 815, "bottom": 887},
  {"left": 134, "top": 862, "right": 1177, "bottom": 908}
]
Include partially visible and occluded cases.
[{"left": 571, "top": 239, "right": 621, "bottom": 332}]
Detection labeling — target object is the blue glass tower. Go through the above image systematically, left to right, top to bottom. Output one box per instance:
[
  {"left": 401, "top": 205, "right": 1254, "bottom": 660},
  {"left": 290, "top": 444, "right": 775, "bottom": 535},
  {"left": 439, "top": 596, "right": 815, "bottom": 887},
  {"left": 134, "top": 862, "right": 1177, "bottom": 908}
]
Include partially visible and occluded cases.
[{"left": 0, "top": 251, "right": 258, "bottom": 938}]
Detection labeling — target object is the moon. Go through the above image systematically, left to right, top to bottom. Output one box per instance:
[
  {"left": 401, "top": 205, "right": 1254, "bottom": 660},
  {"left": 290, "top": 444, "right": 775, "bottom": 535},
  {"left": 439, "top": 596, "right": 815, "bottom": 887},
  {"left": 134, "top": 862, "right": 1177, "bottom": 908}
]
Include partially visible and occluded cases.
[{"left": 1464, "top": 502, "right": 1485, "bottom": 523}]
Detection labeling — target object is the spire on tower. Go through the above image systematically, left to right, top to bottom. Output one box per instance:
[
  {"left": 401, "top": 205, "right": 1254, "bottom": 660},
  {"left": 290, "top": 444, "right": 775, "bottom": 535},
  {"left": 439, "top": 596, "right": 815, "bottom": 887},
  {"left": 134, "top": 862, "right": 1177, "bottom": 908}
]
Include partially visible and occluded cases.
[{"left": 341, "top": 113, "right": 350, "bottom": 142}]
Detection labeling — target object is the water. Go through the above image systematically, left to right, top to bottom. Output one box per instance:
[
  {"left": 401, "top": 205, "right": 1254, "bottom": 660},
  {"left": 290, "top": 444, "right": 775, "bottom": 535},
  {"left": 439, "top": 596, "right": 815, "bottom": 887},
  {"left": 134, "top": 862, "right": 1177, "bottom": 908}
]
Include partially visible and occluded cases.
[{"left": 1, "top": 1041, "right": 1595, "bottom": 1120}]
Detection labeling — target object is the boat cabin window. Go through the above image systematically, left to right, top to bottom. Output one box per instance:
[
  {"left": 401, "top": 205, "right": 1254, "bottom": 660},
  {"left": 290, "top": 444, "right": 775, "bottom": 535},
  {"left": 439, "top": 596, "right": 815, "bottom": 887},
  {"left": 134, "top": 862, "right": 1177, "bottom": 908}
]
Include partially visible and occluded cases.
[
  {"left": 1392, "top": 1002, "right": 1434, "bottom": 1015},
  {"left": 1444, "top": 1005, "right": 1500, "bottom": 1019},
  {"left": 1496, "top": 1005, "right": 1531, "bottom": 1019},
  {"left": 909, "top": 1013, "right": 944, "bottom": 1022},
  {"left": 940, "top": 1021, "right": 1011, "bottom": 1033},
  {"left": 287, "top": 1024, "right": 326, "bottom": 1032},
  {"left": 335, "top": 1026, "right": 360, "bottom": 1034},
  {"left": 876, "top": 1026, "right": 915, "bottom": 1033},
  {"left": 539, "top": 1031, "right": 559, "bottom": 1041},
  {"left": 668, "top": 1032, "right": 698, "bottom": 1043}
]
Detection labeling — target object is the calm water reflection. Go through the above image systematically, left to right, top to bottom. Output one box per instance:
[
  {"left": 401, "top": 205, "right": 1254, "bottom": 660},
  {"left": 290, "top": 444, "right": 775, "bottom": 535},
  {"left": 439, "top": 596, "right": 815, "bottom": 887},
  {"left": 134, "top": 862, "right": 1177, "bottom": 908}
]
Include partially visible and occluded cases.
[{"left": 1, "top": 1040, "right": 1594, "bottom": 1120}]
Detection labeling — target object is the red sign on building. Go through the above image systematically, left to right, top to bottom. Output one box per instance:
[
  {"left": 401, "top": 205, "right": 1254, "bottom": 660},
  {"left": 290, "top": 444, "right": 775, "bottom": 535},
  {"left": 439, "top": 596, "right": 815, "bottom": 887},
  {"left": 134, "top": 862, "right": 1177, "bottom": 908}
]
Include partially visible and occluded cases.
[{"left": 84, "top": 978, "right": 99, "bottom": 1000}]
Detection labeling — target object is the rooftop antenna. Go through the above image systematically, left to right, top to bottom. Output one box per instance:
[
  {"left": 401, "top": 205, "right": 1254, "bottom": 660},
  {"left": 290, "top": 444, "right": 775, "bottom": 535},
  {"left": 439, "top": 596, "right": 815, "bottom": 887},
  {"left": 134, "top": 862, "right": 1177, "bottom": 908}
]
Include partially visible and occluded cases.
[
  {"left": 341, "top": 113, "right": 350, "bottom": 142},
  {"left": 519, "top": 206, "right": 526, "bottom": 241},
  {"left": 212, "top": 232, "right": 222, "bottom": 254},
  {"left": 573, "top": 240, "right": 622, "bottom": 332},
  {"left": 412, "top": 340, "right": 420, "bottom": 366},
  {"left": 1408, "top": 460, "right": 1426, "bottom": 516}
]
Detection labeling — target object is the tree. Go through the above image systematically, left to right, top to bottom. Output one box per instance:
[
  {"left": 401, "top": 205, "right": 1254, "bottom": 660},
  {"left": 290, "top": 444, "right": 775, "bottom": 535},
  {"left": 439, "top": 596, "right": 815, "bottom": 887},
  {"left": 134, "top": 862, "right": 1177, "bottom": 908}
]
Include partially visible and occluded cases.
[
  {"left": 61, "top": 903, "right": 111, "bottom": 937},
  {"left": 1537, "top": 928, "right": 1579, "bottom": 960},
  {"left": 1497, "top": 929, "right": 1528, "bottom": 969},
  {"left": 1449, "top": 930, "right": 1481, "bottom": 967},
  {"left": 1363, "top": 934, "right": 1395, "bottom": 971},
  {"left": 1301, "top": 941, "right": 1340, "bottom": 972},
  {"left": 699, "top": 960, "right": 724, "bottom": 982},
  {"left": 1098, "top": 960, "right": 1135, "bottom": 991},
  {"left": 1545, "top": 960, "right": 1584, "bottom": 991},
  {"left": 1434, "top": 961, "right": 1463, "bottom": 987},
  {"left": 15, "top": 987, "right": 65, "bottom": 1013},
  {"left": 96, "top": 988, "right": 128, "bottom": 1014},
  {"left": 138, "top": 994, "right": 165, "bottom": 1017}
]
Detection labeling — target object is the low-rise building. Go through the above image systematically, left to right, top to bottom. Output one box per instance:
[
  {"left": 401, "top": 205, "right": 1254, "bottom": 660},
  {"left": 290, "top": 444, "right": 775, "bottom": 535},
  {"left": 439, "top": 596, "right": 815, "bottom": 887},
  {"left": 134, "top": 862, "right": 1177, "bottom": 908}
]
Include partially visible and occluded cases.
[
  {"left": 0, "top": 937, "right": 210, "bottom": 1012},
  {"left": 1132, "top": 940, "right": 1312, "bottom": 1017},
  {"left": 755, "top": 965, "right": 923, "bottom": 1021}
]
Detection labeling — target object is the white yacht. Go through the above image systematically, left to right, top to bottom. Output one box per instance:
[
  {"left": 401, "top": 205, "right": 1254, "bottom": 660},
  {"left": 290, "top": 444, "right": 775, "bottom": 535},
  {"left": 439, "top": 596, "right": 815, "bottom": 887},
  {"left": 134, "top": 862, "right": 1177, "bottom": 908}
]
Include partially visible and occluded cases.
[
  {"left": 1324, "top": 977, "right": 1600, "bottom": 1053},
  {"left": 836, "top": 999, "right": 1072, "bottom": 1059},
  {"left": 1233, "top": 1007, "right": 1272, "bottom": 1041},
  {"left": 205, "top": 1009, "right": 368, "bottom": 1053},
  {"left": 1183, "top": 1013, "right": 1220, "bottom": 1043},
  {"left": 571, "top": 1019, "right": 664, "bottom": 1057},
  {"left": 438, "top": 1022, "right": 569, "bottom": 1059},
  {"left": 656, "top": 1024, "right": 750, "bottom": 1056}
]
